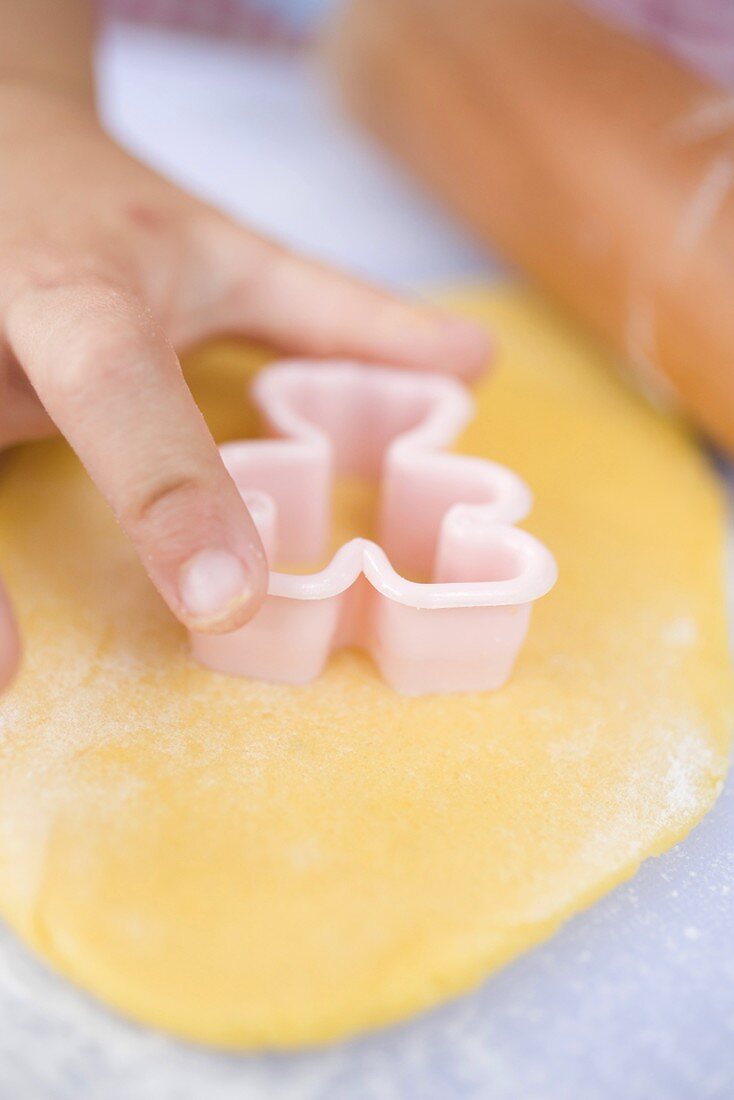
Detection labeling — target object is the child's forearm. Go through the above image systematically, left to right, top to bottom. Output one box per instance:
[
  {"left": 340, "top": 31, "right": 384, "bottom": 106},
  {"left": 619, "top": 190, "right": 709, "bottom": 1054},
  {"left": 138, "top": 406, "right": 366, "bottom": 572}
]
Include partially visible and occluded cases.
[
  {"left": 0, "top": 0, "right": 95, "bottom": 104},
  {"left": 331, "top": 0, "right": 734, "bottom": 453}
]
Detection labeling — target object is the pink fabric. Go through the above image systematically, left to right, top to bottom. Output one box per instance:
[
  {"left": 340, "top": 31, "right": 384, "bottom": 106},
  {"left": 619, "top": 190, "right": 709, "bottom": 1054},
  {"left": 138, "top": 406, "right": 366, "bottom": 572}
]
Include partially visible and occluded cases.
[
  {"left": 102, "top": 0, "right": 734, "bottom": 86},
  {"left": 104, "top": 0, "right": 305, "bottom": 46},
  {"left": 582, "top": 0, "right": 734, "bottom": 86}
]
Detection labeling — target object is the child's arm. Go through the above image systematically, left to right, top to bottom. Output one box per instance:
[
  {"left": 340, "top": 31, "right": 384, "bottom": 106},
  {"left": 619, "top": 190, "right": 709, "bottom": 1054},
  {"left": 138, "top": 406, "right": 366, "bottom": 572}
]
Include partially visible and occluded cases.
[
  {"left": 0, "top": 0, "right": 489, "bottom": 689},
  {"left": 0, "top": 0, "right": 95, "bottom": 103},
  {"left": 333, "top": 0, "right": 734, "bottom": 452}
]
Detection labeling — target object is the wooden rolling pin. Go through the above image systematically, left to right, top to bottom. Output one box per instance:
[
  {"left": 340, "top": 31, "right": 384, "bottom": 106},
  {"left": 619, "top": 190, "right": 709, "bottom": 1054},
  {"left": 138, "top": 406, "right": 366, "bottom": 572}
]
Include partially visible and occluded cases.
[{"left": 327, "top": 0, "right": 734, "bottom": 453}]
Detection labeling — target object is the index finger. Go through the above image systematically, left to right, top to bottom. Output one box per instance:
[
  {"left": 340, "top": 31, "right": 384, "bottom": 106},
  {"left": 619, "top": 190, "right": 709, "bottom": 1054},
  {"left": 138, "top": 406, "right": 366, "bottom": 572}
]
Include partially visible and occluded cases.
[{"left": 6, "top": 279, "right": 268, "bottom": 634}]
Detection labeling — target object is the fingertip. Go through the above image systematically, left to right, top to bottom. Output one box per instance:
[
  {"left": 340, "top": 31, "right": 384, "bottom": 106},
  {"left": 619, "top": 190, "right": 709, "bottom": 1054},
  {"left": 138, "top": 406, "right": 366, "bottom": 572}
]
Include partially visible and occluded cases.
[
  {"left": 376, "top": 308, "right": 493, "bottom": 382},
  {"left": 432, "top": 318, "right": 493, "bottom": 382},
  {"left": 178, "top": 546, "right": 268, "bottom": 635}
]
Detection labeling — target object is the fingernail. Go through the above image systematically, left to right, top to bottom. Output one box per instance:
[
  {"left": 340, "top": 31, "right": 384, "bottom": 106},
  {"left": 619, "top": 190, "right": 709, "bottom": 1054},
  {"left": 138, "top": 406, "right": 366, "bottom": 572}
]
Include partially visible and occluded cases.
[{"left": 179, "top": 548, "right": 251, "bottom": 626}]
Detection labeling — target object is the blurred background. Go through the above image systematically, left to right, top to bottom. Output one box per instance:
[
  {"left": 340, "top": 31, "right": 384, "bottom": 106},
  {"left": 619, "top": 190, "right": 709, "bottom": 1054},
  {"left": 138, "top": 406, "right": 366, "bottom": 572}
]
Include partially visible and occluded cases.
[
  {"left": 98, "top": 0, "right": 734, "bottom": 455},
  {"left": 100, "top": 0, "right": 493, "bottom": 289}
]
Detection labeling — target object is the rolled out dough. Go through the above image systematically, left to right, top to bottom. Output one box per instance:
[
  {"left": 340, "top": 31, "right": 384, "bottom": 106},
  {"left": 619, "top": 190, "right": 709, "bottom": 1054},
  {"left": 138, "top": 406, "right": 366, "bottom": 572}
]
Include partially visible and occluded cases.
[{"left": 0, "top": 287, "right": 731, "bottom": 1048}]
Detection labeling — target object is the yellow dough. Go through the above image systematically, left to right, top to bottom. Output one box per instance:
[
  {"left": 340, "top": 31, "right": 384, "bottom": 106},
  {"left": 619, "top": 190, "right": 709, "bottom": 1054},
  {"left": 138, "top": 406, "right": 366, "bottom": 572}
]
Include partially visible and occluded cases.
[{"left": 0, "top": 286, "right": 731, "bottom": 1048}]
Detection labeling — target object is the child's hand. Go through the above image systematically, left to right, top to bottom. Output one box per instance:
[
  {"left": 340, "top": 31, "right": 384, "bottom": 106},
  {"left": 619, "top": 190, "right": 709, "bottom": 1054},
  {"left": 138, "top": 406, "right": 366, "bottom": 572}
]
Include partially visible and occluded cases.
[{"left": 0, "top": 86, "right": 489, "bottom": 688}]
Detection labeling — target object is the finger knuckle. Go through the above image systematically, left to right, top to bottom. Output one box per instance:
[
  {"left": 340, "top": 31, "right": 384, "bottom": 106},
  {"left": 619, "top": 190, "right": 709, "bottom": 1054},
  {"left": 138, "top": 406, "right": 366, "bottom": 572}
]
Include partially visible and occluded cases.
[
  {"left": 4, "top": 241, "right": 132, "bottom": 300},
  {"left": 44, "top": 287, "right": 154, "bottom": 405},
  {"left": 52, "top": 338, "right": 138, "bottom": 406},
  {"left": 121, "top": 472, "right": 208, "bottom": 538}
]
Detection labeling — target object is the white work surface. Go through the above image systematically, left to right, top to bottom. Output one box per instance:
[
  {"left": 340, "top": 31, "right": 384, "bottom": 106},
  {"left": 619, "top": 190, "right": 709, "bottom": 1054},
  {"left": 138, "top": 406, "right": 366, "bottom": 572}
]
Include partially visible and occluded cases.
[{"left": 2, "top": 23, "right": 733, "bottom": 1100}]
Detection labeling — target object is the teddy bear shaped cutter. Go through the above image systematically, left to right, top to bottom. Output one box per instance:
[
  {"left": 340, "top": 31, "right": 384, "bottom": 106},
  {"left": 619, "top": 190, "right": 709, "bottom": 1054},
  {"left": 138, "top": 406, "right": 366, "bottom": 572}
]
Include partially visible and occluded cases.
[{"left": 191, "top": 360, "right": 557, "bottom": 695}]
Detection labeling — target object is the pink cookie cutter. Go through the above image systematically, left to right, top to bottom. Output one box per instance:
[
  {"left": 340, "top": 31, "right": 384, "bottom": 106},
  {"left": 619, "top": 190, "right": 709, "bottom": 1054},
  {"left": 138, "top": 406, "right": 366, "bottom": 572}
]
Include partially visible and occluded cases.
[{"left": 192, "top": 361, "right": 557, "bottom": 694}]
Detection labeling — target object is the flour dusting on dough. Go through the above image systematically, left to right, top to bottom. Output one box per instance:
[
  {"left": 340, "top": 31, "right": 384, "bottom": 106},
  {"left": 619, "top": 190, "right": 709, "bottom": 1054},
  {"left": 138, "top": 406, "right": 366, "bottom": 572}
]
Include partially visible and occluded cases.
[{"left": 0, "top": 288, "right": 730, "bottom": 1047}]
